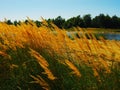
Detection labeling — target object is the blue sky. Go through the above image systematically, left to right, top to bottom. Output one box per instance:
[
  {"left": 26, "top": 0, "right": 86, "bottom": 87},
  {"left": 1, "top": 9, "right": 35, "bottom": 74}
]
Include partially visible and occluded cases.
[{"left": 0, "top": 0, "right": 120, "bottom": 21}]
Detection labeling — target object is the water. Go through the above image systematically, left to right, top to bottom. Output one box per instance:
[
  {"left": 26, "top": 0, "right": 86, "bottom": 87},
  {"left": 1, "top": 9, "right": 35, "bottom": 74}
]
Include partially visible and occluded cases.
[
  {"left": 67, "top": 32, "right": 120, "bottom": 40},
  {"left": 95, "top": 33, "right": 120, "bottom": 40}
]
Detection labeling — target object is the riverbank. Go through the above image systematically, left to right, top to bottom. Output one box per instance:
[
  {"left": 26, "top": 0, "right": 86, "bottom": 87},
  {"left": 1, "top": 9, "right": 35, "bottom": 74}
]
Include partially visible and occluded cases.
[
  {"left": 67, "top": 28, "right": 120, "bottom": 33},
  {"left": 67, "top": 28, "right": 120, "bottom": 40}
]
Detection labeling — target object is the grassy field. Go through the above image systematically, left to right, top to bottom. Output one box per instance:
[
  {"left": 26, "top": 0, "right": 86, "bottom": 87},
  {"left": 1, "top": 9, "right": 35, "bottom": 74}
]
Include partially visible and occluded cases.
[{"left": 0, "top": 20, "right": 120, "bottom": 90}]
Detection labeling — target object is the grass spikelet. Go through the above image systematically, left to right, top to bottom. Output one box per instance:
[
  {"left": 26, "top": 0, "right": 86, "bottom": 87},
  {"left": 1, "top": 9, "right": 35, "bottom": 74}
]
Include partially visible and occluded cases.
[
  {"left": 29, "top": 48, "right": 56, "bottom": 80},
  {"left": 0, "top": 51, "right": 11, "bottom": 59},
  {"left": 0, "top": 51, "right": 8, "bottom": 56},
  {"left": 65, "top": 59, "right": 81, "bottom": 77},
  {"left": 10, "top": 64, "right": 18, "bottom": 69},
  {"left": 93, "top": 68, "right": 99, "bottom": 77},
  {"left": 30, "top": 75, "right": 50, "bottom": 90}
]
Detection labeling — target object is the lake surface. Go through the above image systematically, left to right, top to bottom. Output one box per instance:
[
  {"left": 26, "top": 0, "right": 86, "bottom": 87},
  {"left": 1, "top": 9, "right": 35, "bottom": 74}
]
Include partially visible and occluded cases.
[
  {"left": 67, "top": 32, "right": 120, "bottom": 40},
  {"left": 95, "top": 33, "right": 120, "bottom": 40}
]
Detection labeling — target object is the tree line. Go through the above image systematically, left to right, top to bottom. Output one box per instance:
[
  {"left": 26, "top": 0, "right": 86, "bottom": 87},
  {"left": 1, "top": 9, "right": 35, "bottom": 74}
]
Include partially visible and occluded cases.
[{"left": 3, "top": 14, "right": 120, "bottom": 29}]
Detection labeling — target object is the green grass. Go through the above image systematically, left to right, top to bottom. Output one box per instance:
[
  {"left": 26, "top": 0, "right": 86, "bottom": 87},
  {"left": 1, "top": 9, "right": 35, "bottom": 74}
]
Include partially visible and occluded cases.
[{"left": 0, "top": 46, "right": 120, "bottom": 90}]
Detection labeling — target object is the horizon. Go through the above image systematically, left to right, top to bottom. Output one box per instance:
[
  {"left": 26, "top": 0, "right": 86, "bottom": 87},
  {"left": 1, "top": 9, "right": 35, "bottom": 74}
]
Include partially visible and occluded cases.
[{"left": 0, "top": 0, "right": 120, "bottom": 21}]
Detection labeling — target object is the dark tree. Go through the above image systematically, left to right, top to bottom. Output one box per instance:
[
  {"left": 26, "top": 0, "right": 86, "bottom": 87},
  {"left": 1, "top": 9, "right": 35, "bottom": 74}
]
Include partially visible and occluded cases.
[
  {"left": 4, "top": 14, "right": 120, "bottom": 29},
  {"left": 83, "top": 14, "right": 92, "bottom": 27},
  {"left": 98, "top": 14, "right": 106, "bottom": 28},
  {"left": 64, "top": 15, "right": 85, "bottom": 28},
  {"left": 76, "top": 15, "right": 86, "bottom": 27},
  {"left": 104, "top": 15, "right": 112, "bottom": 28},
  {"left": 111, "top": 15, "right": 120, "bottom": 28},
  {"left": 52, "top": 16, "right": 65, "bottom": 28},
  {"left": 91, "top": 16, "right": 100, "bottom": 28},
  {"left": 6, "top": 20, "right": 13, "bottom": 25},
  {"left": 13, "top": 20, "right": 21, "bottom": 26},
  {"left": 14, "top": 20, "right": 18, "bottom": 26},
  {"left": 24, "top": 20, "right": 29, "bottom": 24},
  {"left": 35, "top": 20, "right": 41, "bottom": 27}
]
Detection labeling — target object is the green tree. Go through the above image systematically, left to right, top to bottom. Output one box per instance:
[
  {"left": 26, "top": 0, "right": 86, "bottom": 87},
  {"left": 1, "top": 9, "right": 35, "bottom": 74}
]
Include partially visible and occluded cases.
[
  {"left": 83, "top": 14, "right": 91, "bottom": 27},
  {"left": 64, "top": 15, "right": 85, "bottom": 28},
  {"left": 104, "top": 15, "right": 112, "bottom": 28},
  {"left": 111, "top": 15, "right": 119, "bottom": 28},
  {"left": 53, "top": 16, "right": 65, "bottom": 28},
  {"left": 91, "top": 16, "right": 100, "bottom": 28},
  {"left": 6, "top": 20, "right": 13, "bottom": 25},
  {"left": 35, "top": 20, "right": 41, "bottom": 27}
]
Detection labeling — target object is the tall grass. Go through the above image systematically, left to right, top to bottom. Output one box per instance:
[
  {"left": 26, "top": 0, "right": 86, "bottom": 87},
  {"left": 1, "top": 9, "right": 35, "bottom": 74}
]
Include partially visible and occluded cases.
[{"left": 0, "top": 19, "right": 120, "bottom": 90}]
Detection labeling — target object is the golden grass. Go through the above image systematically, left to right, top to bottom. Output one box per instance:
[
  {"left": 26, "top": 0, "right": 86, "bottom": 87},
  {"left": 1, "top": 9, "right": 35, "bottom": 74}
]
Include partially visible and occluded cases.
[
  {"left": 0, "top": 19, "right": 120, "bottom": 83},
  {"left": 29, "top": 48, "right": 56, "bottom": 80},
  {"left": 65, "top": 59, "right": 81, "bottom": 77},
  {"left": 30, "top": 75, "right": 50, "bottom": 90}
]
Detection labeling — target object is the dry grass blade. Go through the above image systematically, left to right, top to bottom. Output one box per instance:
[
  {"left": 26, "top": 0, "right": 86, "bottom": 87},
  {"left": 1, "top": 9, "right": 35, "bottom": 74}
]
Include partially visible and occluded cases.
[
  {"left": 29, "top": 48, "right": 56, "bottom": 80},
  {"left": 0, "top": 51, "right": 11, "bottom": 59},
  {"left": 65, "top": 59, "right": 81, "bottom": 77},
  {"left": 30, "top": 75, "right": 50, "bottom": 90}
]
